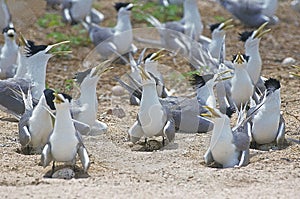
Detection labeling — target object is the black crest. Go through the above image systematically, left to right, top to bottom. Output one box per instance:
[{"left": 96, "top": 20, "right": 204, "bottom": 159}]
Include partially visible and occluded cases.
[
  {"left": 114, "top": 2, "right": 131, "bottom": 11},
  {"left": 210, "top": 23, "right": 221, "bottom": 33},
  {"left": 2, "top": 25, "right": 15, "bottom": 34},
  {"left": 239, "top": 31, "right": 253, "bottom": 42},
  {"left": 24, "top": 40, "right": 48, "bottom": 57},
  {"left": 143, "top": 53, "right": 154, "bottom": 62},
  {"left": 231, "top": 54, "right": 250, "bottom": 63},
  {"left": 189, "top": 74, "right": 214, "bottom": 88},
  {"left": 264, "top": 78, "right": 280, "bottom": 94},
  {"left": 44, "top": 89, "right": 73, "bottom": 110}
]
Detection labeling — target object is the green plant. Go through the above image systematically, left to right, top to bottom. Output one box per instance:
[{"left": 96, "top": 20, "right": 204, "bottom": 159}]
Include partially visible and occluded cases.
[
  {"left": 132, "top": 0, "right": 183, "bottom": 24},
  {"left": 37, "top": 13, "right": 64, "bottom": 28}
]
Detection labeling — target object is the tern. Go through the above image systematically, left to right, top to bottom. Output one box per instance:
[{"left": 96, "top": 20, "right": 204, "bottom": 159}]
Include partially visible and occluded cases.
[
  {"left": 62, "top": 0, "right": 104, "bottom": 25},
  {"left": 218, "top": 0, "right": 279, "bottom": 27},
  {"left": 83, "top": 2, "right": 135, "bottom": 59},
  {"left": 208, "top": 19, "right": 234, "bottom": 60},
  {"left": 239, "top": 22, "right": 271, "bottom": 87},
  {"left": 0, "top": 23, "right": 18, "bottom": 79},
  {"left": 0, "top": 37, "right": 70, "bottom": 117},
  {"left": 230, "top": 52, "right": 254, "bottom": 109},
  {"left": 72, "top": 60, "right": 111, "bottom": 135},
  {"left": 128, "top": 66, "right": 175, "bottom": 144},
  {"left": 247, "top": 78, "right": 285, "bottom": 147},
  {"left": 18, "top": 89, "right": 71, "bottom": 154},
  {"left": 42, "top": 92, "right": 90, "bottom": 175},
  {"left": 202, "top": 105, "right": 250, "bottom": 168}
]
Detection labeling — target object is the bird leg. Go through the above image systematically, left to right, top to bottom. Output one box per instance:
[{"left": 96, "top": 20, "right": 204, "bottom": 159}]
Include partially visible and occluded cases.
[{"left": 51, "top": 161, "right": 56, "bottom": 177}]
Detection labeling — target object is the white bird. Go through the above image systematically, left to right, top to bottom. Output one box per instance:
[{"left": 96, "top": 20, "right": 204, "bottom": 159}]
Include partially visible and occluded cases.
[
  {"left": 62, "top": 0, "right": 104, "bottom": 24},
  {"left": 141, "top": 0, "right": 211, "bottom": 52},
  {"left": 218, "top": 0, "right": 279, "bottom": 27},
  {"left": 83, "top": 2, "right": 135, "bottom": 59},
  {"left": 239, "top": 22, "right": 270, "bottom": 86},
  {"left": 0, "top": 23, "right": 18, "bottom": 79},
  {"left": 0, "top": 38, "right": 70, "bottom": 117},
  {"left": 230, "top": 52, "right": 254, "bottom": 109},
  {"left": 72, "top": 60, "right": 111, "bottom": 135},
  {"left": 128, "top": 66, "right": 175, "bottom": 145},
  {"left": 248, "top": 78, "right": 285, "bottom": 147},
  {"left": 18, "top": 89, "right": 71, "bottom": 154},
  {"left": 41, "top": 92, "right": 90, "bottom": 175},
  {"left": 202, "top": 105, "right": 250, "bottom": 168}
]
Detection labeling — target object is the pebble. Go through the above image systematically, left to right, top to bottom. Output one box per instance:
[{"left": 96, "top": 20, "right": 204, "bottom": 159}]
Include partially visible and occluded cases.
[
  {"left": 282, "top": 57, "right": 296, "bottom": 65},
  {"left": 111, "top": 85, "right": 125, "bottom": 96},
  {"left": 52, "top": 168, "right": 75, "bottom": 179}
]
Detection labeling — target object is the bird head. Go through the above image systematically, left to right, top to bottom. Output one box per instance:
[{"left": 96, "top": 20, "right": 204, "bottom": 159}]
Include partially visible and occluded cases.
[
  {"left": 114, "top": 2, "right": 134, "bottom": 14},
  {"left": 210, "top": 18, "right": 234, "bottom": 34},
  {"left": 239, "top": 22, "right": 271, "bottom": 46},
  {"left": 2, "top": 23, "right": 16, "bottom": 40},
  {"left": 19, "top": 34, "right": 71, "bottom": 58},
  {"left": 143, "top": 49, "right": 165, "bottom": 63},
  {"left": 232, "top": 52, "right": 249, "bottom": 67},
  {"left": 74, "top": 60, "right": 112, "bottom": 87},
  {"left": 138, "top": 65, "right": 155, "bottom": 85},
  {"left": 264, "top": 78, "right": 281, "bottom": 98},
  {"left": 44, "top": 89, "right": 72, "bottom": 110},
  {"left": 53, "top": 91, "right": 72, "bottom": 106}
]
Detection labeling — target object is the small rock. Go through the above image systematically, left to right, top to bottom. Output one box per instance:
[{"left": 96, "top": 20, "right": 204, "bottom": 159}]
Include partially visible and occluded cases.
[
  {"left": 282, "top": 57, "right": 296, "bottom": 65},
  {"left": 112, "top": 85, "right": 125, "bottom": 96},
  {"left": 107, "top": 106, "right": 126, "bottom": 118},
  {"left": 52, "top": 168, "right": 75, "bottom": 179}
]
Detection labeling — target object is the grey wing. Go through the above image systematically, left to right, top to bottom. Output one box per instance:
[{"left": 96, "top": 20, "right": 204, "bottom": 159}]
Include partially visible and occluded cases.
[
  {"left": 165, "top": 21, "right": 185, "bottom": 33},
  {"left": 90, "top": 26, "right": 113, "bottom": 46},
  {"left": 0, "top": 79, "right": 31, "bottom": 117},
  {"left": 163, "top": 108, "right": 176, "bottom": 142},
  {"left": 18, "top": 110, "right": 33, "bottom": 147},
  {"left": 276, "top": 114, "right": 285, "bottom": 146},
  {"left": 73, "top": 119, "right": 91, "bottom": 135},
  {"left": 232, "top": 125, "right": 250, "bottom": 151},
  {"left": 76, "top": 131, "right": 90, "bottom": 172},
  {"left": 41, "top": 142, "right": 53, "bottom": 168},
  {"left": 77, "top": 145, "right": 90, "bottom": 173},
  {"left": 204, "top": 148, "right": 214, "bottom": 165}
]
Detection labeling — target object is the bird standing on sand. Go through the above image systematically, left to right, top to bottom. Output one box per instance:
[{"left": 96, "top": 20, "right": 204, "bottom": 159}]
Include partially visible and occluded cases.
[
  {"left": 62, "top": 0, "right": 104, "bottom": 24},
  {"left": 83, "top": 2, "right": 135, "bottom": 59},
  {"left": 0, "top": 23, "right": 18, "bottom": 79},
  {"left": 230, "top": 52, "right": 254, "bottom": 109},
  {"left": 128, "top": 66, "right": 175, "bottom": 145},
  {"left": 42, "top": 92, "right": 90, "bottom": 175}
]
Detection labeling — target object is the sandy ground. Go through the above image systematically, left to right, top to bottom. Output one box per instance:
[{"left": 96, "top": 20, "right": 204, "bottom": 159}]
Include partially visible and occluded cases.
[{"left": 1, "top": 0, "right": 300, "bottom": 198}]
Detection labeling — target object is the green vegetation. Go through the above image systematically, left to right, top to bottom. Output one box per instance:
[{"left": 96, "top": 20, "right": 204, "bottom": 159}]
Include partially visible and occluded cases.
[
  {"left": 132, "top": 0, "right": 183, "bottom": 24},
  {"left": 37, "top": 13, "right": 90, "bottom": 52},
  {"left": 37, "top": 13, "right": 64, "bottom": 28}
]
